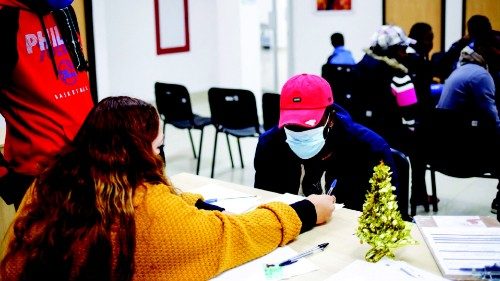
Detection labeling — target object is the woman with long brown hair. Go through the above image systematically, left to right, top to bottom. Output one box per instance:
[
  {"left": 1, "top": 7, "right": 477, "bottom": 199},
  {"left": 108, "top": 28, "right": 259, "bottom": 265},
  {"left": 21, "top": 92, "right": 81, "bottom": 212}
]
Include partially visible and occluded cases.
[{"left": 0, "top": 96, "right": 334, "bottom": 281}]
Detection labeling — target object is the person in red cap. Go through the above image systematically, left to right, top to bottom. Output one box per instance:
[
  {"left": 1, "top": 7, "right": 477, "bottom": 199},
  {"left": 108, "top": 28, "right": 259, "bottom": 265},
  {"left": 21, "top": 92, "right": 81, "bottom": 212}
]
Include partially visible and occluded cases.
[{"left": 254, "top": 73, "right": 403, "bottom": 215}]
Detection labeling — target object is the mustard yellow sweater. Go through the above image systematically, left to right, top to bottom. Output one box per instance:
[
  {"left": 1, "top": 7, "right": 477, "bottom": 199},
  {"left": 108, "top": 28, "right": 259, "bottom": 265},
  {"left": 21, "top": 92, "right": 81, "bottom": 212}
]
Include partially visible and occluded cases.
[{"left": 2, "top": 183, "right": 303, "bottom": 281}]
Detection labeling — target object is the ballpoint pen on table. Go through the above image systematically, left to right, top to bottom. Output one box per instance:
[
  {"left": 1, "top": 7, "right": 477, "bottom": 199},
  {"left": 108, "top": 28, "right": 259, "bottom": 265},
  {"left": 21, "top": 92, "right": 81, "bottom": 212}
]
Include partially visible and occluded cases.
[
  {"left": 326, "top": 179, "right": 337, "bottom": 196},
  {"left": 204, "top": 195, "right": 257, "bottom": 204},
  {"left": 277, "top": 242, "right": 329, "bottom": 267},
  {"left": 460, "top": 263, "right": 500, "bottom": 279}
]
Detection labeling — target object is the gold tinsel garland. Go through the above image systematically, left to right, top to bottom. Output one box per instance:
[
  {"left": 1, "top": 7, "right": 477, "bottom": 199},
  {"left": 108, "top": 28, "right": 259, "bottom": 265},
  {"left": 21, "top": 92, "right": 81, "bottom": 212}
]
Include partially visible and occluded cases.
[{"left": 356, "top": 161, "right": 418, "bottom": 262}]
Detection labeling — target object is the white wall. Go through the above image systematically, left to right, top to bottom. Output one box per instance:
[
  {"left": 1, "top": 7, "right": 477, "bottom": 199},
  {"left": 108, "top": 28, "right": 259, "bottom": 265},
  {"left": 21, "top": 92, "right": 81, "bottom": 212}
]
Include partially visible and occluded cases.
[
  {"left": 91, "top": 0, "right": 464, "bottom": 103},
  {"left": 92, "top": 0, "right": 261, "bottom": 103},
  {"left": 289, "top": 0, "right": 383, "bottom": 76},
  {"left": 445, "top": 0, "right": 463, "bottom": 50}
]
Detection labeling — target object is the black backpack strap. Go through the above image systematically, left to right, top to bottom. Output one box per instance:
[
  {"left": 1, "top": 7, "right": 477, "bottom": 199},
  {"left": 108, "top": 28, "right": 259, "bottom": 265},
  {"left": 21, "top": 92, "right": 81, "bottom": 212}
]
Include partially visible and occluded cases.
[{"left": 0, "top": 6, "right": 20, "bottom": 87}]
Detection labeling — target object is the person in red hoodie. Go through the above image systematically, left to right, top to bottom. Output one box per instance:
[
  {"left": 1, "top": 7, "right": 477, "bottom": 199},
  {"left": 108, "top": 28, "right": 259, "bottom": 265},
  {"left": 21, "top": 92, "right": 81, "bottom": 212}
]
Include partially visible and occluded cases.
[{"left": 0, "top": 0, "right": 94, "bottom": 208}]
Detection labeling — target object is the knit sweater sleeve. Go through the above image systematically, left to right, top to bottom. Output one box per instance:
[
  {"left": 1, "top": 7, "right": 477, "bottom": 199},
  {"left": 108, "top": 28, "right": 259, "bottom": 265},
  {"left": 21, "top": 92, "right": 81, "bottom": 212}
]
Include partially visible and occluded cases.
[{"left": 133, "top": 183, "right": 303, "bottom": 281}]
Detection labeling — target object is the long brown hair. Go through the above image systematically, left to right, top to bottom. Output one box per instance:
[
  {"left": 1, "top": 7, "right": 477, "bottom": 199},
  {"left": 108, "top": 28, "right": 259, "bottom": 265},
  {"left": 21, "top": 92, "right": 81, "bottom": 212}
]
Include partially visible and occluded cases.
[{"left": 1, "top": 96, "right": 168, "bottom": 281}]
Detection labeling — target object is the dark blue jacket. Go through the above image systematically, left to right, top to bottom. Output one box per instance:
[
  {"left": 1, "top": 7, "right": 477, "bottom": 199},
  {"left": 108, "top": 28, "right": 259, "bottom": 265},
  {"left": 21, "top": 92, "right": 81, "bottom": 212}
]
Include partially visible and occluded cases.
[{"left": 254, "top": 104, "right": 397, "bottom": 212}]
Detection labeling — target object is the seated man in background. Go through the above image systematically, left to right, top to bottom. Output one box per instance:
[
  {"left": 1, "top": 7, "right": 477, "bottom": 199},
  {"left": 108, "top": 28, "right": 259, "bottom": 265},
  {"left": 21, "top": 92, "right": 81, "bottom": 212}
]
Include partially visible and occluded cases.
[
  {"left": 435, "top": 14, "right": 492, "bottom": 82},
  {"left": 353, "top": 25, "right": 432, "bottom": 212},
  {"left": 327, "top": 32, "right": 356, "bottom": 65},
  {"left": 436, "top": 37, "right": 500, "bottom": 215},
  {"left": 254, "top": 74, "right": 402, "bottom": 215},
  {"left": 0, "top": 96, "right": 335, "bottom": 281}
]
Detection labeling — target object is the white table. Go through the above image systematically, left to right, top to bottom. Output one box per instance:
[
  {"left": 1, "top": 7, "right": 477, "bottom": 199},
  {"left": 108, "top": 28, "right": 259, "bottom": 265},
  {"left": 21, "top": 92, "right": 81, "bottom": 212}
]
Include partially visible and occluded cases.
[{"left": 171, "top": 172, "right": 442, "bottom": 280}]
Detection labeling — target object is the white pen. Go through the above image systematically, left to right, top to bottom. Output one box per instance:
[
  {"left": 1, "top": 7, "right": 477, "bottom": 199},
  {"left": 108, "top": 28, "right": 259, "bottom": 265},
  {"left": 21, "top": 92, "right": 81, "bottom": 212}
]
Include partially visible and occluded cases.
[{"left": 278, "top": 242, "right": 329, "bottom": 267}]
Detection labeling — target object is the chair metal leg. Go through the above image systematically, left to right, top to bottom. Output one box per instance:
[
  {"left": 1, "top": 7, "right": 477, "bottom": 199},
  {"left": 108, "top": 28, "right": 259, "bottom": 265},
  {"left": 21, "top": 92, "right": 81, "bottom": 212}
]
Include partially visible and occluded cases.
[
  {"left": 196, "top": 128, "right": 204, "bottom": 175},
  {"left": 188, "top": 129, "right": 197, "bottom": 159},
  {"left": 211, "top": 131, "right": 219, "bottom": 178},
  {"left": 225, "top": 134, "right": 234, "bottom": 168},
  {"left": 237, "top": 138, "right": 244, "bottom": 168},
  {"left": 430, "top": 168, "right": 438, "bottom": 212}
]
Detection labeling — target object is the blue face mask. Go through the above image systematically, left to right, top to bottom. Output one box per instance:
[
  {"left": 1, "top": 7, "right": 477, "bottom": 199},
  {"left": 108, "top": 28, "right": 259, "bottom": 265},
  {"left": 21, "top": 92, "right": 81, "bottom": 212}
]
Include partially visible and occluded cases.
[{"left": 284, "top": 126, "right": 326, "bottom": 160}]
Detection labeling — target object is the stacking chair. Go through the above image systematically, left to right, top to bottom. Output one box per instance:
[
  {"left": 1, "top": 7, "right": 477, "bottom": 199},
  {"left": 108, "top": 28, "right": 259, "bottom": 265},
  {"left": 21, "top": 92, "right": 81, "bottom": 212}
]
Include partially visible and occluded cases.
[
  {"left": 321, "top": 64, "right": 356, "bottom": 113},
  {"left": 154, "top": 82, "right": 212, "bottom": 174},
  {"left": 208, "top": 87, "right": 263, "bottom": 178},
  {"left": 262, "top": 92, "right": 280, "bottom": 131},
  {"left": 423, "top": 108, "right": 499, "bottom": 213}
]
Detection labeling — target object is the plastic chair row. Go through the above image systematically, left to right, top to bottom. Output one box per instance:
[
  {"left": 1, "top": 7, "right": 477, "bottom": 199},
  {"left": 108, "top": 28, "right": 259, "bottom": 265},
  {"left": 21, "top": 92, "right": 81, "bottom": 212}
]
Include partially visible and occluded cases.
[{"left": 155, "top": 82, "right": 267, "bottom": 178}]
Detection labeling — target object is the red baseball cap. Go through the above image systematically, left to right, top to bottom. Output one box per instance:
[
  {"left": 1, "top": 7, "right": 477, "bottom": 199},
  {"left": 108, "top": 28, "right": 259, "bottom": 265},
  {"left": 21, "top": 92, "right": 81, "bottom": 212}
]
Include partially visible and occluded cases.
[{"left": 278, "top": 74, "right": 334, "bottom": 128}]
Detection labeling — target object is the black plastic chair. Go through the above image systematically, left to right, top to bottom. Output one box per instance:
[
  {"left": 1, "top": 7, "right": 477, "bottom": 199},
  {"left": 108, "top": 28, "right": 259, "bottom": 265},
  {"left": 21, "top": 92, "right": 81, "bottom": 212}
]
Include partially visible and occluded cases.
[
  {"left": 321, "top": 64, "right": 356, "bottom": 113},
  {"left": 154, "top": 82, "right": 212, "bottom": 174},
  {"left": 208, "top": 87, "right": 263, "bottom": 178},
  {"left": 262, "top": 92, "right": 280, "bottom": 131},
  {"left": 423, "top": 108, "right": 499, "bottom": 213},
  {"left": 390, "top": 148, "right": 411, "bottom": 221}
]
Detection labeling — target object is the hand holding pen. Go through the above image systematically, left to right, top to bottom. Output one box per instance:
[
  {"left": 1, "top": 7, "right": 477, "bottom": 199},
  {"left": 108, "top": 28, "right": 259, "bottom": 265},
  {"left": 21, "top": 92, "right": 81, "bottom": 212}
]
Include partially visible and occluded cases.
[{"left": 306, "top": 194, "right": 335, "bottom": 224}]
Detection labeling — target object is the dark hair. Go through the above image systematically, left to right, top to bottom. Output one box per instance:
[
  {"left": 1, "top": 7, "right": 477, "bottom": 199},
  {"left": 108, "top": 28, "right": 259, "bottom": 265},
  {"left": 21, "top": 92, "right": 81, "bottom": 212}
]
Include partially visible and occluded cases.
[
  {"left": 467, "top": 15, "right": 492, "bottom": 44},
  {"left": 409, "top": 22, "right": 432, "bottom": 41},
  {"left": 409, "top": 22, "right": 433, "bottom": 57},
  {"left": 330, "top": 32, "right": 345, "bottom": 47},
  {"left": 1, "top": 96, "right": 168, "bottom": 281}
]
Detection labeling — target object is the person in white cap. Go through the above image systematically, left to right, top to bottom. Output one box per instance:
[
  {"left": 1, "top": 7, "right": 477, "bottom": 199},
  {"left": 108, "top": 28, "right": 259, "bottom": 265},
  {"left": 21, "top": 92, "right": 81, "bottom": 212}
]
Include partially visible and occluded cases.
[
  {"left": 352, "top": 25, "right": 432, "bottom": 213},
  {"left": 253, "top": 73, "right": 408, "bottom": 218}
]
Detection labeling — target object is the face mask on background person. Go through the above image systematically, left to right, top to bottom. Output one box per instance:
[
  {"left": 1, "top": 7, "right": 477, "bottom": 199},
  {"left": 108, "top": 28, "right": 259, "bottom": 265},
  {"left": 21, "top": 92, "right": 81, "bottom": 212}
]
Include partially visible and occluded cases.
[{"left": 284, "top": 125, "right": 326, "bottom": 160}]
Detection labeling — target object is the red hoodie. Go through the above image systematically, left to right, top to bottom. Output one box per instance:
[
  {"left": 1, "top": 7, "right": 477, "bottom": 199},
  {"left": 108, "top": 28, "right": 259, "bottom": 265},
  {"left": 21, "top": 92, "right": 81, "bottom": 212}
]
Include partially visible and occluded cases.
[{"left": 0, "top": 0, "right": 94, "bottom": 176}]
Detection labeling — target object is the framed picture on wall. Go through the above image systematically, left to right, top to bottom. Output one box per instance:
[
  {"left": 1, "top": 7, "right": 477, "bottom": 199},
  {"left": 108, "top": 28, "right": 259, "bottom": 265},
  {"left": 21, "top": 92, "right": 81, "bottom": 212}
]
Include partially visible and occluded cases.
[
  {"left": 154, "top": 0, "right": 190, "bottom": 55},
  {"left": 317, "top": 0, "right": 352, "bottom": 11}
]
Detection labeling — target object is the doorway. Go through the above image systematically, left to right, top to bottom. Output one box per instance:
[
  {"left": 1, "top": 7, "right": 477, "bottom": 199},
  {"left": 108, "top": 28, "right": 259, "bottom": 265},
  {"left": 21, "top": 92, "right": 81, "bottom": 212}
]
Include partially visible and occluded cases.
[{"left": 258, "top": 0, "right": 289, "bottom": 94}]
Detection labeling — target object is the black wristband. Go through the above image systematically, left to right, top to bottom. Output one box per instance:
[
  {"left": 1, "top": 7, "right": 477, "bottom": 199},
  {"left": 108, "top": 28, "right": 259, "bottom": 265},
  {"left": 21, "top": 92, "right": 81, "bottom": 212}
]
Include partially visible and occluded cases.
[{"left": 290, "top": 199, "right": 317, "bottom": 233}]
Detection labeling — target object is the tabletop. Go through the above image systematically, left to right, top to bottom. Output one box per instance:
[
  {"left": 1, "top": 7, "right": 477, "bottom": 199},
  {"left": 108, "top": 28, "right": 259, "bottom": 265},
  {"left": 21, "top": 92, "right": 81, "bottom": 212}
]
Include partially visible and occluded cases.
[{"left": 170, "top": 172, "right": 442, "bottom": 280}]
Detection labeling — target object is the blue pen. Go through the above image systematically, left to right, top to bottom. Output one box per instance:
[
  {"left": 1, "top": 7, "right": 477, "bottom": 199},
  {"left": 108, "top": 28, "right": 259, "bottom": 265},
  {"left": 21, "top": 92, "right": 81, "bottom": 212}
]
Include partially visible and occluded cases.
[
  {"left": 326, "top": 179, "right": 337, "bottom": 196},
  {"left": 205, "top": 195, "right": 257, "bottom": 204}
]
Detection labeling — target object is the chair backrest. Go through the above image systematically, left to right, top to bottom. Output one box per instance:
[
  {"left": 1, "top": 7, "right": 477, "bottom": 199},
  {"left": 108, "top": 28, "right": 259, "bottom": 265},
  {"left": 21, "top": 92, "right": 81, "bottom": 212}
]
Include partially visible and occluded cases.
[
  {"left": 321, "top": 64, "right": 356, "bottom": 112},
  {"left": 154, "top": 82, "right": 194, "bottom": 122},
  {"left": 208, "top": 87, "right": 261, "bottom": 131},
  {"left": 262, "top": 92, "right": 280, "bottom": 131},
  {"left": 425, "top": 108, "right": 498, "bottom": 178},
  {"left": 390, "top": 148, "right": 410, "bottom": 219}
]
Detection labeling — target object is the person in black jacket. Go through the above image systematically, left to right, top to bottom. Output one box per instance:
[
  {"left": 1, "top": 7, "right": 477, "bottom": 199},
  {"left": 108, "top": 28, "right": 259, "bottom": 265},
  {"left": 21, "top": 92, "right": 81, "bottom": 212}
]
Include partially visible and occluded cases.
[{"left": 253, "top": 74, "right": 403, "bottom": 214}]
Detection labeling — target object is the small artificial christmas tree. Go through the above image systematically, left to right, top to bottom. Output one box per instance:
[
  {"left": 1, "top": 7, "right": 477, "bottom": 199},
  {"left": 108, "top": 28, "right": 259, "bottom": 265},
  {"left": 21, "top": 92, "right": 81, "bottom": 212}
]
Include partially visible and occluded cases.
[{"left": 356, "top": 161, "right": 417, "bottom": 262}]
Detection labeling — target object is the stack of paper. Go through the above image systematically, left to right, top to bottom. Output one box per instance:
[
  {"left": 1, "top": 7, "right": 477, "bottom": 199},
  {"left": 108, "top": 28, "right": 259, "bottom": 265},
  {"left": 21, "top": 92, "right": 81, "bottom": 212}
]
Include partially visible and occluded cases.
[
  {"left": 414, "top": 215, "right": 500, "bottom": 279},
  {"left": 324, "top": 258, "right": 450, "bottom": 281}
]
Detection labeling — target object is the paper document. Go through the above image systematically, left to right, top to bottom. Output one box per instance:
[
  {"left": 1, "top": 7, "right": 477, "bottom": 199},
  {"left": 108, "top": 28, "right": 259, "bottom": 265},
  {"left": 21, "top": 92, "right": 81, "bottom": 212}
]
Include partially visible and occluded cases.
[
  {"left": 191, "top": 184, "right": 260, "bottom": 214},
  {"left": 268, "top": 193, "right": 344, "bottom": 210},
  {"left": 414, "top": 216, "right": 500, "bottom": 279},
  {"left": 210, "top": 246, "right": 319, "bottom": 281},
  {"left": 324, "top": 258, "right": 450, "bottom": 281}
]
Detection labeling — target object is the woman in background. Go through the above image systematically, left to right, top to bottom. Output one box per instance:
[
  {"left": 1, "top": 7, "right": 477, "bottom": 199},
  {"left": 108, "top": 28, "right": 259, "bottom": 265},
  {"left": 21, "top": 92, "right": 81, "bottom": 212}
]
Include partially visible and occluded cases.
[{"left": 0, "top": 96, "right": 334, "bottom": 281}]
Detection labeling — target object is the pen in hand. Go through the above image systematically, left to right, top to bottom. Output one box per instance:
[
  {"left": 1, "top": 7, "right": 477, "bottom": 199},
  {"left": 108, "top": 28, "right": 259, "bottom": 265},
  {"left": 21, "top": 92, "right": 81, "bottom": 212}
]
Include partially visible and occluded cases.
[
  {"left": 326, "top": 179, "right": 337, "bottom": 196},
  {"left": 277, "top": 242, "right": 329, "bottom": 267}
]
